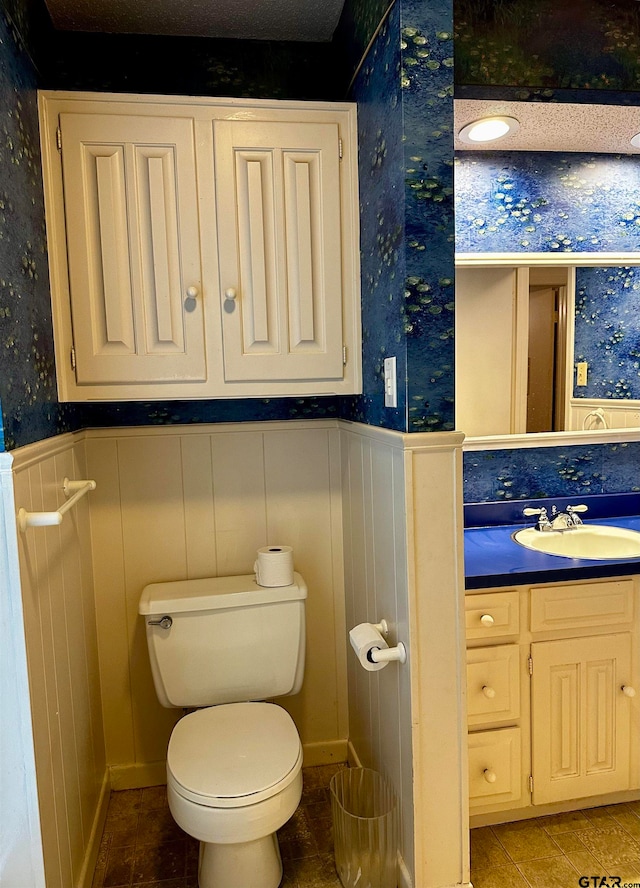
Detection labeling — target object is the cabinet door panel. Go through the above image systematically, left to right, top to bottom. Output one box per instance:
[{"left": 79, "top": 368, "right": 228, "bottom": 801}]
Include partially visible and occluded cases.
[
  {"left": 60, "top": 113, "right": 206, "bottom": 385},
  {"left": 215, "top": 120, "right": 343, "bottom": 382},
  {"left": 84, "top": 146, "right": 136, "bottom": 354},
  {"left": 135, "top": 148, "right": 186, "bottom": 353},
  {"left": 234, "top": 149, "right": 279, "bottom": 353},
  {"left": 531, "top": 633, "right": 633, "bottom": 804}
]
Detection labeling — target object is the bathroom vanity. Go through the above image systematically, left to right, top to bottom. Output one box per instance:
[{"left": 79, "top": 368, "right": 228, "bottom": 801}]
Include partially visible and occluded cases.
[{"left": 464, "top": 496, "right": 640, "bottom": 827}]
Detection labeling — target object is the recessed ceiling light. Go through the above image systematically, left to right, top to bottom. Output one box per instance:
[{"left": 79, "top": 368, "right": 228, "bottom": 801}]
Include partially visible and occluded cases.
[
  {"left": 458, "top": 116, "right": 520, "bottom": 145},
  {"left": 631, "top": 132, "right": 640, "bottom": 149}
]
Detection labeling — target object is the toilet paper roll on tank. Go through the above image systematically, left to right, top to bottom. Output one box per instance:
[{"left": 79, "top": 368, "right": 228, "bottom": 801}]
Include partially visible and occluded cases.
[{"left": 254, "top": 545, "right": 294, "bottom": 587}]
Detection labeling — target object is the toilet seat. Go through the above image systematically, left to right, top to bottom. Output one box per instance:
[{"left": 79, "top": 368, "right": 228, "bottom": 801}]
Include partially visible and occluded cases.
[{"left": 167, "top": 702, "right": 302, "bottom": 809}]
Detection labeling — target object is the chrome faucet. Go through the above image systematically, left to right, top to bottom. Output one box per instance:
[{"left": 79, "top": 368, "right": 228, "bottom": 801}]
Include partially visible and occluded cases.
[{"left": 523, "top": 504, "right": 588, "bottom": 532}]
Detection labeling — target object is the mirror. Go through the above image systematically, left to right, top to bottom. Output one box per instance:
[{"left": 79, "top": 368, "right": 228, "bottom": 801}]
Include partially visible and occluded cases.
[
  {"left": 454, "top": 99, "right": 640, "bottom": 445},
  {"left": 455, "top": 258, "right": 640, "bottom": 443},
  {"left": 456, "top": 263, "right": 571, "bottom": 437}
]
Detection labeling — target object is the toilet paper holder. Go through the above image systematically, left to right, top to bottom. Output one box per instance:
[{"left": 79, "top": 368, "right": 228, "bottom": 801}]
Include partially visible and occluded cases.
[
  {"left": 369, "top": 618, "right": 406, "bottom": 664},
  {"left": 350, "top": 619, "right": 407, "bottom": 667},
  {"left": 369, "top": 642, "right": 406, "bottom": 665}
]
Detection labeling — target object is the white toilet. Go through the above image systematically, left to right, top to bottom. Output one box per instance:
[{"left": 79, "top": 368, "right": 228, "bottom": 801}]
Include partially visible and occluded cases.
[{"left": 138, "top": 572, "right": 307, "bottom": 888}]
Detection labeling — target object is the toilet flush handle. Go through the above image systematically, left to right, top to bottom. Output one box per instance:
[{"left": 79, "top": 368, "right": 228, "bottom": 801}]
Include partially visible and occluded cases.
[{"left": 147, "top": 615, "right": 173, "bottom": 630}]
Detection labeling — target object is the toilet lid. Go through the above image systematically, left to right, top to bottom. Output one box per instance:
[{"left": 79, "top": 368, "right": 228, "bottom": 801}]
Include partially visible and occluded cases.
[{"left": 167, "top": 702, "right": 302, "bottom": 808}]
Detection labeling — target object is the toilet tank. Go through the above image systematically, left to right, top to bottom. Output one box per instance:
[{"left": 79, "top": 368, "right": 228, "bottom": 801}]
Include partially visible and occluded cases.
[{"left": 139, "top": 573, "right": 307, "bottom": 709}]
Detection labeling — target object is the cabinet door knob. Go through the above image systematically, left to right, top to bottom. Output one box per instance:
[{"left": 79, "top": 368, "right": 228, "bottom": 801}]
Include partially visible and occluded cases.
[
  {"left": 184, "top": 286, "right": 199, "bottom": 312},
  {"left": 224, "top": 287, "right": 237, "bottom": 301},
  {"left": 480, "top": 614, "right": 495, "bottom": 627},
  {"left": 482, "top": 685, "right": 496, "bottom": 699},
  {"left": 622, "top": 685, "right": 636, "bottom": 698},
  {"left": 483, "top": 768, "right": 497, "bottom": 784}
]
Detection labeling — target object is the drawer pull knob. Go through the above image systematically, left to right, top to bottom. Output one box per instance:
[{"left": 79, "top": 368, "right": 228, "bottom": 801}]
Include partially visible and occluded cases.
[
  {"left": 480, "top": 614, "right": 495, "bottom": 627},
  {"left": 482, "top": 685, "right": 496, "bottom": 699},
  {"left": 622, "top": 685, "right": 636, "bottom": 698},
  {"left": 483, "top": 768, "right": 497, "bottom": 784}
]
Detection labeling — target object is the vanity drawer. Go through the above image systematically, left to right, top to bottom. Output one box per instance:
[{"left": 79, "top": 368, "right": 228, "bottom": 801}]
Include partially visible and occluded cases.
[
  {"left": 530, "top": 579, "right": 634, "bottom": 634},
  {"left": 465, "top": 590, "right": 519, "bottom": 641},
  {"left": 467, "top": 644, "right": 520, "bottom": 727},
  {"left": 468, "top": 726, "right": 522, "bottom": 807}
]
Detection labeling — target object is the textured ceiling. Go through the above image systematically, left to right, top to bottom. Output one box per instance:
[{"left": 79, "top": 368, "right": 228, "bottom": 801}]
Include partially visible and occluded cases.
[
  {"left": 44, "top": 0, "right": 346, "bottom": 41},
  {"left": 455, "top": 100, "right": 640, "bottom": 155}
]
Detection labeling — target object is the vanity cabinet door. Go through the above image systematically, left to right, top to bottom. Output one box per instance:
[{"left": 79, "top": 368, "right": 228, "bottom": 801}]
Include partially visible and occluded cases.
[
  {"left": 59, "top": 112, "right": 206, "bottom": 387},
  {"left": 531, "top": 632, "right": 635, "bottom": 804}
]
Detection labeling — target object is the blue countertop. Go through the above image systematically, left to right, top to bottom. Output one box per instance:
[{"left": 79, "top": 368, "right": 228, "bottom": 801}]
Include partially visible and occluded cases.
[{"left": 464, "top": 494, "right": 640, "bottom": 589}]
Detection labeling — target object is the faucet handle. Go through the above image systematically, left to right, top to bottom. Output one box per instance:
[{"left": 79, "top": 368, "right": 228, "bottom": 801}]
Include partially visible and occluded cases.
[
  {"left": 566, "top": 504, "right": 588, "bottom": 513},
  {"left": 523, "top": 507, "right": 546, "bottom": 517}
]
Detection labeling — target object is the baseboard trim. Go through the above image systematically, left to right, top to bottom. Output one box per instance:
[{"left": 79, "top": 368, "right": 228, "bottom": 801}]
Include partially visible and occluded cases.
[
  {"left": 302, "top": 739, "right": 348, "bottom": 767},
  {"left": 346, "top": 739, "right": 363, "bottom": 768},
  {"left": 109, "top": 761, "right": 167, "bottom": 790},
  {"left": 78, "top": 769, "right": 110, "bottom": 888},
  {"left": 398, "top": 852, "right": 413, "bottom": 888}
]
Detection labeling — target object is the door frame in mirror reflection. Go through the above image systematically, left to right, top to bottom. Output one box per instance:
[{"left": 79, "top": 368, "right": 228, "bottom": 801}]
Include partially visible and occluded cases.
[
  {"left": 455, "top": 253, "right": 640, "bottom": 446},
  {"left": 455, "top": 263, "right": 574, "bottom": 437}
]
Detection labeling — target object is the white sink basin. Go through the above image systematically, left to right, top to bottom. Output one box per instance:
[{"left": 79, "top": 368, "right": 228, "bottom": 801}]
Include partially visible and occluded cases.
[{"left": 512, "top": 524, "right": 640, "bottom": 560}]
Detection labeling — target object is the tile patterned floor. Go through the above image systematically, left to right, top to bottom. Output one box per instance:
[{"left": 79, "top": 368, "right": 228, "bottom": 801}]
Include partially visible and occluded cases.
[
  {"left": 92, "top": 764, "right": 345, "bottom": 888},
  {"left": 93, "top": 767, "right": 640, "bottom": 888},
  {"left": 471, "top": 802, "right": 640, "bottom": 888}
]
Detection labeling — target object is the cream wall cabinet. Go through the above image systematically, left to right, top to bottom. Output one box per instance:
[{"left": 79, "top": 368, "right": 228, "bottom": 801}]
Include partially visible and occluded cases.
[
  {"left": 39, "top": 91, "right": 361, "bottom": 401},
  {"left": 466, "top": 577, "right": 639, "bottom": 823}
]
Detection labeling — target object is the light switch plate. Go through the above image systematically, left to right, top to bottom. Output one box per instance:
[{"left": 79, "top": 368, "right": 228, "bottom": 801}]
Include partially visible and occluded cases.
[
  {"left": 384, "top": 356, "right": 397, "bottom": 408},
  {"left": 576, "top": 362, "right": 588, "bottom": 386}
]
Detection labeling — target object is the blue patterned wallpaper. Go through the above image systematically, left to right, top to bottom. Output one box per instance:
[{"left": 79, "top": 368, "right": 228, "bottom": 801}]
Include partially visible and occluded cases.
[
  {"left": 348, "top": 0, "right": 456, "bottom": 432},
  {"left": 402, "top": 0, "right": 455, "bottom": 432},
  {"left": 455, "top": 0, "right": 640, "bottom": 94},
  {"left": 347, "top": 2, "right": 407, "bottom": 430},
  {"left": 0, "top": 7, "right": 80, "bottom": 450},
  {"left": 44, "top": 30, "right": 341, "bottom": 101},
  {"left": 456, "top": 152, "right": 640, "bottom": 254},
  {"left": 574, "top": 266, "right": 640, "bottom": 400},
  {"left": 464, "top": 441, "right": 640, "bottom": 504}
]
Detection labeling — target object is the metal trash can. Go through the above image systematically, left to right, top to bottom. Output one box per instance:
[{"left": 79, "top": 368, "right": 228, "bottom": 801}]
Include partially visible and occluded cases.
[{"left": 330, "top": 768, "right": 398, "bottom": 888}]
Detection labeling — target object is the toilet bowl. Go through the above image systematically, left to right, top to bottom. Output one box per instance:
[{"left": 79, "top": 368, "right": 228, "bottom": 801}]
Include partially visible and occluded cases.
[{"left": 166, "top": 702, "right": 303, "bottom": 888}]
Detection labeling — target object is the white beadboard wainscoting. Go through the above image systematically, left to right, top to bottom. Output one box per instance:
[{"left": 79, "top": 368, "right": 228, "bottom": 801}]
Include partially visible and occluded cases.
[
  {"left": 568, "top": 397, "right": 640, "bottom": 431},
  {"left": 5, "top": 419, "right": 470, "bottom": 888},
  {"left": 84, "top": 421, "right": 349, "bottom": 787},
  {"left": 340, "top": 423, "right": 469, "bottom": 888},
  {"left": 340, "top": 424, "right": 414, "bottom": 882},
  {"left": 10, "top": 434, "right": 108, "bottom": 888}
]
